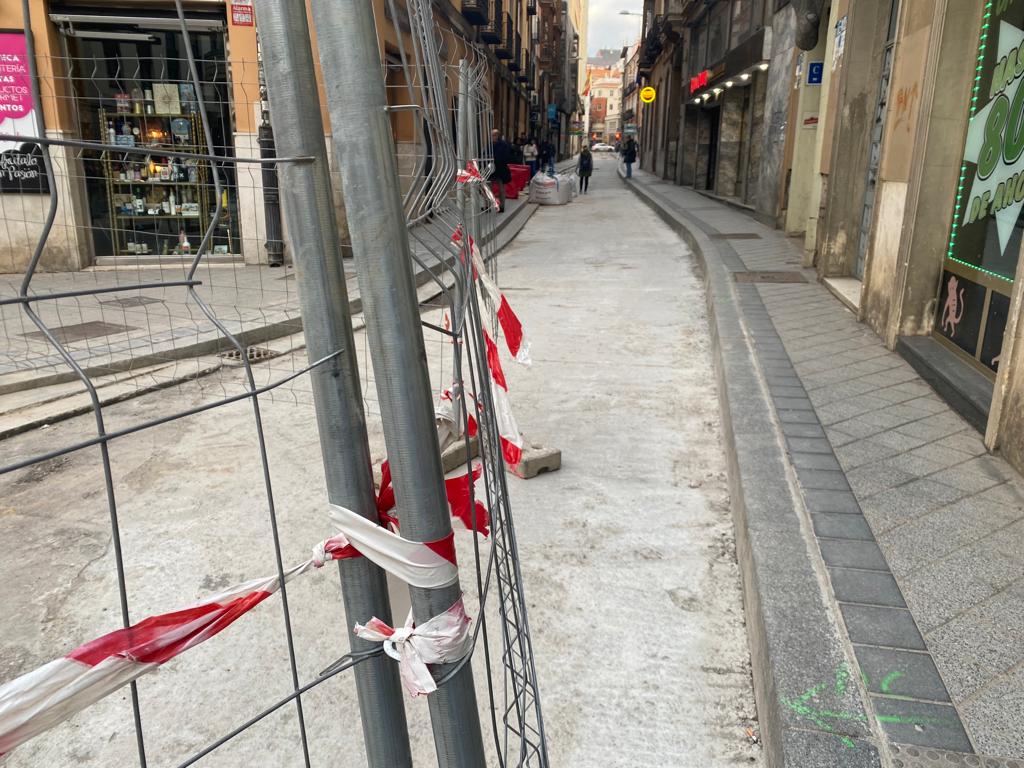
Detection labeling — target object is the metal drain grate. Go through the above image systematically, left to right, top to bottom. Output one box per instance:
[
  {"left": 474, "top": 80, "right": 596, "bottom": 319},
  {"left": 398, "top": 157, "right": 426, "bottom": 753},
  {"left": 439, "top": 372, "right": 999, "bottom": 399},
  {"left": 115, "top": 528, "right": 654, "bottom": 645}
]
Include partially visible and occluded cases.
[
  {"left": 710, "top": 232, "right": 762, "bottom": 240},
  {"left": 734, "top": 271, "right": 807, "bottom": 284},
  {"left": 99, "top": 296, "right": 164, "bottom": 308},
  {"left": 21, "top": 321, "right": 136, "bottom": 343},
  {"left": 218, "top": 346, "right": 277, "bottom": 365},
  {"left": 892, "top": 744, "right": 1023, "bottom": 768}
]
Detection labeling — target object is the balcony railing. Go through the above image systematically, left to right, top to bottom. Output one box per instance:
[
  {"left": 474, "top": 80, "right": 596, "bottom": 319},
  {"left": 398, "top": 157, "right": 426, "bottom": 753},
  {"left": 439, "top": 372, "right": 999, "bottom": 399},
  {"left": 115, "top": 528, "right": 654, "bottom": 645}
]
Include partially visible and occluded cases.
[
  {"left": 461, "top": 0, "right": 489, "bottom": 25},
  {"left": 480, "top": 0, "right": 502, "bottom": 44},
  {"left": 526, "top": 0, "right": 537, "bottom": 15},
  {"left": 494, "top": 13, "right": 514, "bottom": 59},
  {"left": 508, "top": 32, "right": 523, "bottom": 71},
  {"left": 537, "top": 42, "right": 554, "bottom": 66},
  {"left": 516, "top": 48, "right": 530, "bottom": 81},
  {"left": 525, "top": 60, "right": 536, "bottom": 90}
]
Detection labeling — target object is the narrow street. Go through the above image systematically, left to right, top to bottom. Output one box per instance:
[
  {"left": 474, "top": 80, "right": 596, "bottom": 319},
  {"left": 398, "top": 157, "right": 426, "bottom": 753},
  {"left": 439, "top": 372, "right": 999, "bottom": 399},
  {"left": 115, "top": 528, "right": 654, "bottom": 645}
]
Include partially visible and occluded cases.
[
  {"left": 501, "top": 160, "right": 761, "bottom": 765},
  {"left": 0, "top": 161, "right": 762, "bottom": 766}
]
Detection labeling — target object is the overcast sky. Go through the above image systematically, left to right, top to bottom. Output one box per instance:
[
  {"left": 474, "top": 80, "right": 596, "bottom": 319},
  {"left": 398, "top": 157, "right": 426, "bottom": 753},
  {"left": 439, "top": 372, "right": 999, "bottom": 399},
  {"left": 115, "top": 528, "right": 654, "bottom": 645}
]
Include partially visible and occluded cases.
[{"left": 587, "top": 0, "right": 644, "bottom": 56}]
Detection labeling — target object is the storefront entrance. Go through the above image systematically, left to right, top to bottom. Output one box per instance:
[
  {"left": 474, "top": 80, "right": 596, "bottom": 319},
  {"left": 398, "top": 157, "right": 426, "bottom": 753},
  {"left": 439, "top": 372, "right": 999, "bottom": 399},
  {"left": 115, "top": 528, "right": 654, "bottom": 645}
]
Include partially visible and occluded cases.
[
  {"left": 938, "top": 0, "right": 1024, "bottom": 378},
  {"left": 51, "top": 8, "right": 240, "bottom": 262}
]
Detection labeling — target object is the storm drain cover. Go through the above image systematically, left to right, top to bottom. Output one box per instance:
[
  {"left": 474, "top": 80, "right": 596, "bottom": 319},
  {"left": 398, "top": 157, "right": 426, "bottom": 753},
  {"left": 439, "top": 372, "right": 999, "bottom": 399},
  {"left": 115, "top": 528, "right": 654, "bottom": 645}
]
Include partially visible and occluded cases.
[
  {"left": 710, "top": 232, "right": 762, "bottom": 240},
  {"left": 733, "top": 271, "right": 807, "bottom": 284},
  {"left": 99, "top": 296, "right": 164, "bottom": 308},
  {"left": 21, "top": 321, "right": 136, "bottom": 343},
  {"left": 218, "top": 346, "right": 277, "bottom": 365},
  {"left": 892, "top": 744, "right": 1021, "bottom": 767}
]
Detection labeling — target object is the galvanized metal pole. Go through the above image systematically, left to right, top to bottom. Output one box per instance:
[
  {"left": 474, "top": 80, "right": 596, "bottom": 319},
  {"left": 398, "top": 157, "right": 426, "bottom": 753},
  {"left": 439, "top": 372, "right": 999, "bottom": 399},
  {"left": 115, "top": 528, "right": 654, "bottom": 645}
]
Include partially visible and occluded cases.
[
  {"left": 251, "top": 0, "right": 412, "bottom": 764},
  {"left": 307, "top": 1, "right": 487, "bottom": 764}
]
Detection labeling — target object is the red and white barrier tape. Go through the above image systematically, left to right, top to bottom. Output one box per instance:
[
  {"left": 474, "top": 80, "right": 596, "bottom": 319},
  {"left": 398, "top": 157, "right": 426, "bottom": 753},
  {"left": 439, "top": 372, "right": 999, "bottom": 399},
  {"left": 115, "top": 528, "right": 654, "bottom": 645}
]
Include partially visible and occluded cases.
[
  {"left": 455, "top": 160, "right": 499, "bottom": 211},
  {"left": 451, "top": 226, "right": 532, "bottom": 366},
  {"left": 329, "top": 503, "right": 459, "bottom": 588},
  {"left": 0, "top": 506, "right": 473, "bottom": 754},
  {"left": 0, "top": 536, "right": 356, "bottom": 756},
  {"left": 354, "top": 596, "right": 472, "bottom": 697}
]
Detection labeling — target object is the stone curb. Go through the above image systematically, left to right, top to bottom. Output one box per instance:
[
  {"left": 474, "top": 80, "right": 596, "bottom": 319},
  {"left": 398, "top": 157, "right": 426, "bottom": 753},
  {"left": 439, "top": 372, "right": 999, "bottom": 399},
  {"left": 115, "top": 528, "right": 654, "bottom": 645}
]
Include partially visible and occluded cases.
[{"left": 621, "top": 170, "right": 884, "bottom": 768}]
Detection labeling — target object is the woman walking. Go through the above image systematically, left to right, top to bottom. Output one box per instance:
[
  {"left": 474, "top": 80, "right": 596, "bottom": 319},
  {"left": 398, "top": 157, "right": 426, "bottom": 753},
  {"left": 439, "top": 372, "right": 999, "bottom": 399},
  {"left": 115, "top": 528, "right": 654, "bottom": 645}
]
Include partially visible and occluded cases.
[
  {"left": 523, "top": 137, "right": 538, "bottom": 177},
  {"left": 577, "top": 145, "right": 593, "bottom": 194}
]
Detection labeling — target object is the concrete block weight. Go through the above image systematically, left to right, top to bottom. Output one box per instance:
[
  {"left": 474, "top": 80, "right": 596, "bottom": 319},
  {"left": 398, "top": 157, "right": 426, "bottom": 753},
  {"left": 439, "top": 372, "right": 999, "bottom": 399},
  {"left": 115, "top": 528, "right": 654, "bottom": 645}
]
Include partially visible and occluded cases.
[{"left": 510, "top": 442, "right": 562, "bottom": 479}]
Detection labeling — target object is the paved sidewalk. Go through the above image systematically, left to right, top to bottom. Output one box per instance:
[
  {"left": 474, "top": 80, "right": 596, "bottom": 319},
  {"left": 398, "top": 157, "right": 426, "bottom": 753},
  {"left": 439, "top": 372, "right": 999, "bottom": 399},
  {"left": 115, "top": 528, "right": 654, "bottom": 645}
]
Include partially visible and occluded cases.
[
  {"left": 626, "top": 168, "right": 1024, "bottom": 762},
  {"left": 0, "top": 197, "right": 536, "bottom": 393}
]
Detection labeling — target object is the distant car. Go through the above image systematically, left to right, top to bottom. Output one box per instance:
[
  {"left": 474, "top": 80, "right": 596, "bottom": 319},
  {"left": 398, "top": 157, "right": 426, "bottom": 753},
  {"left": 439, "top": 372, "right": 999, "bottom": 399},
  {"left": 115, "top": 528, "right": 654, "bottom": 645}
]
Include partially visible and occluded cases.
[{"left": 591, "top": 142, "right": 615, "bottom": 152}]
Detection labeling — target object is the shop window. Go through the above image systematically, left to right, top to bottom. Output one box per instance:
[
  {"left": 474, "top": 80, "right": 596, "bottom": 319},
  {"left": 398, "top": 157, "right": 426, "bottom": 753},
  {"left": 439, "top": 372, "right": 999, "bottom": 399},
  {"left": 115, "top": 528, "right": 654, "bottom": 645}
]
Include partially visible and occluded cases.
[
  {"left": 730, "top": 0, "right": 764, "bottom": 47},
  {"left": 938, "top": 0, "right": 1024, "bottom": 376},
  {"left": 707, "top": 2, "right": 730, "bottom": 66},
  {"left": 689, "top": 24, "right": 706, "bottom": 78},
  {"left": 61, "top": 27, "right": 241, "bottom": 260}
]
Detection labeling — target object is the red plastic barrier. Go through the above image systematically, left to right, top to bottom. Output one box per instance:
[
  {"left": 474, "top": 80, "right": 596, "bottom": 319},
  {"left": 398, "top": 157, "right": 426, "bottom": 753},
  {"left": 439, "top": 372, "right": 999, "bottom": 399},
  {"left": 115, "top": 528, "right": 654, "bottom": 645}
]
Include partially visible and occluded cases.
[{"left": 509, "top": 163, "right": 530, "bottom": 192}]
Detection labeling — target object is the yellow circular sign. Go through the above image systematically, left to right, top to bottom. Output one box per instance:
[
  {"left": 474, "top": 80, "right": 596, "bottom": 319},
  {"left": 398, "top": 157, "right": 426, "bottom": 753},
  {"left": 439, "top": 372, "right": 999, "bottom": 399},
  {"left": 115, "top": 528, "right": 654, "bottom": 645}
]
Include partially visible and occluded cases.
[{"left": 640, "top": 86, "right": 656, "bottom": 104}]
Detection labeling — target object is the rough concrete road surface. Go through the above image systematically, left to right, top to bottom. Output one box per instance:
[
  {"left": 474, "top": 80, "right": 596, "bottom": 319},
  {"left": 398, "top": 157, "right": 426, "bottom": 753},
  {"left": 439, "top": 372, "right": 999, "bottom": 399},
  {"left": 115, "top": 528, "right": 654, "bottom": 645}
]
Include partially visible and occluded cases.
[{"left": 0, "top": 161, "right": 760, "bottom": 766}]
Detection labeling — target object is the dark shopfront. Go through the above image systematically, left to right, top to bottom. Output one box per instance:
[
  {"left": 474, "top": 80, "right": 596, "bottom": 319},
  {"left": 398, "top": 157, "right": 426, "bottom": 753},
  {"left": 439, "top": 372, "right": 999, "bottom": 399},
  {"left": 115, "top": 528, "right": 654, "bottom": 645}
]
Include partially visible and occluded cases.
[
  {"left": 678, "top": 0, "right": 768, "bottom": 203},
  {"left": 937, "top": 1, "right": 1024, "bottom": 378},
  {"left": 49, "top": 8, "right": 240, "bottom": 262}
]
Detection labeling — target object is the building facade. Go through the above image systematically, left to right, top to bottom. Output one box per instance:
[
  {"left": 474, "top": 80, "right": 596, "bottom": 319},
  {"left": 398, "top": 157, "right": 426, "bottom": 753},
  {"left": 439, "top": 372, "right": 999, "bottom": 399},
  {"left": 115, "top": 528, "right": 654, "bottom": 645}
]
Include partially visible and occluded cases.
[
  {"left": 0, "top": 0, "right": 584, "bottom": 273},
  {"left": 632, "top": 0, "right": 1024, "bottom": 476},
  {"left": 636, "top": 0, "right": 780, "bottom": 206},
  {"left": 585, "top": 63, "right": 624, "bottom": 144}
]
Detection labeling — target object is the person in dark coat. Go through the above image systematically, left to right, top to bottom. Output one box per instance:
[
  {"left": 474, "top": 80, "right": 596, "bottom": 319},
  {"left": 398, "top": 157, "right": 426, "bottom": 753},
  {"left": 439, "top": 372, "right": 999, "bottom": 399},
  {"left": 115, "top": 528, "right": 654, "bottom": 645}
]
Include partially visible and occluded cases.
[
  {"left": 491, "top": 129, "right": 513, "bottom": 213},
  {"left": 621, "top": 137, "right": 638, "bottom": 178},
  {"left": 538, "top": 138, "right": 555, "bottom": 175},
  {"left": 577, "top": 146, "right": 594, "bottom": 194}
]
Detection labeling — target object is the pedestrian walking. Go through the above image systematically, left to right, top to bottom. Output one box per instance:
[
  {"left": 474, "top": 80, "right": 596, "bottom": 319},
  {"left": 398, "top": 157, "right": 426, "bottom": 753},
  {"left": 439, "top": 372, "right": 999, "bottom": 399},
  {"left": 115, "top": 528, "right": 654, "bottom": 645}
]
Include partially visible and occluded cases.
[
  {"left": 491, "top": 128, "right": 513, "bottom": 213},
  {"left": 523, "top": 137, "right": 538, "bottom": 177},
  {"left": 622, "top": 137, "right": 638, "bottom": 179},
  {"left": 539, "top": 138, "right": 555, "bottom": 175},
  {"left": 577, "top": 145, "right": 593, "bottom": 194}
]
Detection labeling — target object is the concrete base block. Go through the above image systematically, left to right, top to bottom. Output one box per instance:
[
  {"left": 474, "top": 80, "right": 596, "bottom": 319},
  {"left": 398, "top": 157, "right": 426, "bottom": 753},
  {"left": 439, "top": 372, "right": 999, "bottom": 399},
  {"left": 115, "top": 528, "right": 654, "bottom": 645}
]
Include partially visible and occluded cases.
[
  {"left": 441, "top": 436, "right": 479, "bottom": 474},
  {"left": 510, "top": 442, "right": 561, "bottom": 479}
]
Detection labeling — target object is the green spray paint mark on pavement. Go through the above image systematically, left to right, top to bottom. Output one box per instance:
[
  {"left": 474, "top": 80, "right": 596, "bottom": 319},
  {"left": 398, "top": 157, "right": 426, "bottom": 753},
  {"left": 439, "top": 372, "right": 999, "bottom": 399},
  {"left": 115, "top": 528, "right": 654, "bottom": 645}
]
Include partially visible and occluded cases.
[
  {"left": 781, "top": 663, "right": 954, "bottom": 750},
  {"left": 880, "top": 670, "right": 904, "bottom": 694}
]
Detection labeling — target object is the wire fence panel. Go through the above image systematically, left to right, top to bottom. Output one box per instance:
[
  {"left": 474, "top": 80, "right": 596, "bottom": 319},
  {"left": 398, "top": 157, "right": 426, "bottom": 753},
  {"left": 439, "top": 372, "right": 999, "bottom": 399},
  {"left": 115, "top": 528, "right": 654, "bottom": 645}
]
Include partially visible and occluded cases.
[{"left": 0, "top": 0, "right": 548, "bottom": 764}]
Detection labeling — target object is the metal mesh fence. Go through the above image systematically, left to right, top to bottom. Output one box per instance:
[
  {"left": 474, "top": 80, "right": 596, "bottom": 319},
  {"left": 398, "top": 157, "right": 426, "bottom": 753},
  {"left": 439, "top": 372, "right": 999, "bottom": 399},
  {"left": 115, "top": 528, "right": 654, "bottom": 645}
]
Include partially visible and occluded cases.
[{"left": 0, "top": 0, "right": 547, "bottom": 765}]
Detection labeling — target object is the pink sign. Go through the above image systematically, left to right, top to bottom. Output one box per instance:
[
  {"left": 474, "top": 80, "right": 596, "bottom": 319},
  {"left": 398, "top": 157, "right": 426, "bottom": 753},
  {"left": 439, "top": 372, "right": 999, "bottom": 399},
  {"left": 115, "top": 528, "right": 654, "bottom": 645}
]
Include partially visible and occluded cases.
[{"left": 0, "top": 32, "right": 35, "bottom": 123}]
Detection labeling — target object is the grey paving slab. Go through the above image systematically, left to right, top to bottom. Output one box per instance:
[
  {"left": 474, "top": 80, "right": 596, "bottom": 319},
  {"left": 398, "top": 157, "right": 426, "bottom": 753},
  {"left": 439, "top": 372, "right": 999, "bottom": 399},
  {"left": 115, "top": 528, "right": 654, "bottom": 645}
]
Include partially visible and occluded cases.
[
  {"left": 770, "top": 385, "right": 807, "bottom": 399},
  {"left": 774, "top": 396, "right": 814, "bottom": 411},
  {"left": 777, "top": 409, "right": 821, "bottom": 425},
  {"left": 894, "top": 413, "right": 971, "bottom": 442},
  {"left": 782, "top": 421, "right": 828, "bottom": 439},
  {"left": 788, "top": 436, "right": 835, "bottom": 454},
  {"left": 834, "top": 438, "right": 902, "bottom": 471},
  {"left": 791, "top": 452, "right": 843, "bottom": 471},
  {"left": 846, "top": 462, "right": 919, "bottom": 498},
  {"left": 935, "top": 464, "right": 1006, "bottom": 495},
  {"left": 796, "top": 468, "right": 852, "bottom": 491},
  {"left": 860, "top": 480, "right": 967, "bottom": 534},
  {"left": 804, "top": 489, "right": 863, "bottom": 514},
  {"left": 876, "top": 501, "right": 1021, "bottom": 578},
  {"left": 812, "top": 513, "right": 876, "bottom": 541},
  {"left": 820, "top": 539, "right": 890, "bottom": 571},
  {"left": 902, "top": 556, "right": 999, "bottom": 634},
  {"left": 829, "top": 567, "right": 907, "bottom": 607},
  {"left": 925, "top": 584, "right": 1024, "bottom": 698},
  {"left": 841, "top": 604, "right": 926, "bottom": 650},
  {"left": 853, "top": 646, "right": 951, "bottom": 702},
  {"left": 959, "top": 664, "right": 1024, "bottom": 758},
  {"left": 871, "top": 698, "right": 973, "bottom": 752},
  {"left": 780, "top": 729, "right": 883, "bottom": 767}
]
